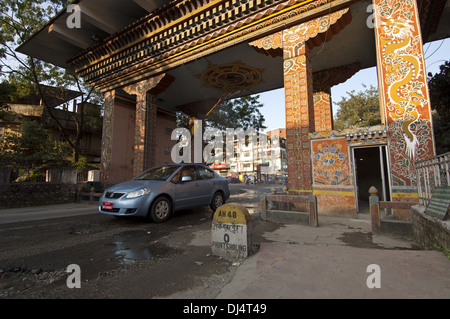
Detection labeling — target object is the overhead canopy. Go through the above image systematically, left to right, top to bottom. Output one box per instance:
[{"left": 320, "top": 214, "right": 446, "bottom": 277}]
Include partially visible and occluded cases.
[
  {"left": 16, "top": 0, "right": 450, "bottom": 114},
  {"left": 17, "top": 0, "right": 172, "bottom": 72}
]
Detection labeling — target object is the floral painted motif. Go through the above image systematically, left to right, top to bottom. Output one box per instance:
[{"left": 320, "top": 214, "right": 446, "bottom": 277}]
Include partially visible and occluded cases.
[{"left": 312, "top": 139, "right": 351, "bottom": 186}]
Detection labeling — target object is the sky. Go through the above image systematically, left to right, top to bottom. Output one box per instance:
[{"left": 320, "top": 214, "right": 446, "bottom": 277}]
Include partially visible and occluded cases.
[{"left": 258, "top": 39, "right": 449, "bottom": 133}]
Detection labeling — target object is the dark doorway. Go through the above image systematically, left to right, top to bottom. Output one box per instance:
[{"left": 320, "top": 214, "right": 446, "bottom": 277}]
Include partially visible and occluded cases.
[{"left": 353, "top": 146, "right": 390, "bottom": 214}]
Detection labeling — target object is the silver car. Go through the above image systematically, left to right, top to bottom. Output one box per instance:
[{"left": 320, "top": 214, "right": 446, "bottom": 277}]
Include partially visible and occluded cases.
[{"left": 99, "top": 164, "right": 230, "bottom": 222}]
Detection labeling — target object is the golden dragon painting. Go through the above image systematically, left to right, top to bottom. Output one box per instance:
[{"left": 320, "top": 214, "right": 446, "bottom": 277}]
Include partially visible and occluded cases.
[{"left": 375, "top": 0, "right": 432, "bottom": 160}]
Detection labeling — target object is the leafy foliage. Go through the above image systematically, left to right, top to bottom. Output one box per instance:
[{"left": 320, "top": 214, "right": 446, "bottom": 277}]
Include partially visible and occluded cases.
[
  {"left": 0, "top": 0, "right": 103, "bottom": 163},
  {"left": 428, "top": 60, "right": 450, "bottom": 154},
  {"left": 333, "top": 84, "right": 381, "bottom": 130},
  {"left": 177, "top": 94, "right": 266, "bottom": 132},
  {"left": 206, "top": 95, "right": 266, "bottom": 131},
  {"left": 0, "top": 121, "right": 71, "bottom": 173}
]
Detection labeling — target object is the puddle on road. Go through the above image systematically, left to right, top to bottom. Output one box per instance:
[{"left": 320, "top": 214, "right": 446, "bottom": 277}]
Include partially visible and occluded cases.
[
  {"left": 108, "top": 231, "right": 172, "bottom": 265},
  {"left": 338, "top": 231, "right": 383, "bottom": 249},
  {"left": 113, "top": 241, "right": 153, "bottom": 263}
]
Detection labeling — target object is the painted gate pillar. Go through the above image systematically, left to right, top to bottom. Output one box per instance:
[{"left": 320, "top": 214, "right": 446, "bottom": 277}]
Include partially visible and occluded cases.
[
  {"left": 373, "top": 0, "right": 436, "bottom": 192},
  {"left": 250, "top": 8, "right": 351, "bottom": 192},
  {"left": 280, "top": 8, "right": 350, "bottom": 192},
  {"left": 283, "top": 37, "right": 314, "bottom": 192},
  {"left": 124, "top": 75, "right": 165, "bottom": 177},
  {"left": 100, "top": 90, "right": 136, "bottom": 188},
  {"left": 100, "top": 90, "right": 115, "bottom": 188},
  {"left": 133, "top": 92, "right": 157, "bottom": 175}
]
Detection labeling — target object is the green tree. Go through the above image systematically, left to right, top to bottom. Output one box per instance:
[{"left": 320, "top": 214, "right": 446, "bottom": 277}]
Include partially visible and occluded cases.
[
  {"left": 0, "top": 0, "right": 103, "bottom": 163},
  {"left": 428, "top": 60, "right": 450, "bottom": 154},
  {"left": 0, "top": 80, "right": 15, "bottom": 119},
  {"left": 333, "top": 84, "right": 381, "bottom": 130},
  {"left": 177, "top": 95, "right": 266, "bottom": 132},
  {"left": 206, "top": 95, "right": 266, "bottom": 131},
  {"left": 0, "top": 121, "right": 71, "bottom": 180}
]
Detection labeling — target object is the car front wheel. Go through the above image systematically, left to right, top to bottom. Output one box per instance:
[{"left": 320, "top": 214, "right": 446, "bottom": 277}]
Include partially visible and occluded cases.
[
  {"left": 210, "top": 191, "right": 224, "bottom": 212},
  {"left": 149, "top": 196, "right": 172, "bottom": 223}
]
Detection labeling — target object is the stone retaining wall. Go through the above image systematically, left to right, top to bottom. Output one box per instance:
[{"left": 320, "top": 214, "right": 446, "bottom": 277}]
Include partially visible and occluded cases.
[
  {"left": 0, "top": 183, "right": 76, "bottom": 208},
  {"left": 412, "top": 205, "right": 450, "bottom": 250}
]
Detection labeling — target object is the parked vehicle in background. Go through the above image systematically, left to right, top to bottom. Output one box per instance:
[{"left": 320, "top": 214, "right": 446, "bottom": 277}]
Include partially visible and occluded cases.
[{"left": 99, "top": 164, "right": 230, "bottom": 222}]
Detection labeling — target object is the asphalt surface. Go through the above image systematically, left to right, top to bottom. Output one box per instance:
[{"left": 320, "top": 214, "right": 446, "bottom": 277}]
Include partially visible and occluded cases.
[{"left": 1, "top": 183, "right": 449, "bottom": 301}]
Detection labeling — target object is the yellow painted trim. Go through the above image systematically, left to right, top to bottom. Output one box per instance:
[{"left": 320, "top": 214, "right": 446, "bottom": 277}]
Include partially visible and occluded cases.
[
  {"left": 83, "top": 0, "right": 317, "bottom": 88},
  {"left": 289, "top": 189, "right": 314, "bottom": 193},
  {"left": 290, "top": 189, "right": 355, "bottom": 196},
  {"left": 313, "top": 189, "right": 355, "bottom": 196},
  {"left": 391, "top": 192, "right": 419, "bottom": 199}
]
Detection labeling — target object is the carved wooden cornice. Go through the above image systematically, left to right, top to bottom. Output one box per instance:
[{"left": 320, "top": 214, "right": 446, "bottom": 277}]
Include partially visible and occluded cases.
[
  {"left": 71, "top": 0, "right": 355, "bottom": 91},
  {"left": 249, "top": 6, "right": 351, "bottom": 58},
  {"left": 123, "top": 74, "right": 166, "bottom": 96}
]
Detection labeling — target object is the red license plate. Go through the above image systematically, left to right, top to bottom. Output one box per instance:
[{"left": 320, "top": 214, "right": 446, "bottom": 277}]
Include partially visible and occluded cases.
[{"left": 102, "top": 202, "right": 113, "bottom": 210}]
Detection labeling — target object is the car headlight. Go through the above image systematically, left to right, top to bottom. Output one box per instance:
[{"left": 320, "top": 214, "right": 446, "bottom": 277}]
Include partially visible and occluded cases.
[{"left": 126, "top": 187, "right": 151, "bottom": 199}]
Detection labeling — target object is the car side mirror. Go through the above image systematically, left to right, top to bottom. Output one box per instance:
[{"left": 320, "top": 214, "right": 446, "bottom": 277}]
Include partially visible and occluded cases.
[{"left": 181, "top": 176, "right": 192, "bottom": 182}]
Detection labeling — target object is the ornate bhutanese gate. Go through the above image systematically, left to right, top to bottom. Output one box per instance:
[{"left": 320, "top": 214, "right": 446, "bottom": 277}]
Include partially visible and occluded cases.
[{"left": 18, "top": 0, "right": 448, "bottom": 216}]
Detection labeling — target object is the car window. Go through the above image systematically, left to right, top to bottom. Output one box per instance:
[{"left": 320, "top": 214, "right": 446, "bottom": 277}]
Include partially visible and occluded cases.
[
  {"left": 135, "top": 165, "right": 180, "bottom": 181},
  {"left": 171, "top": 166, "right": 197, "bottom": 183},
  {"left": 197, "top": 166, "right": 214, "bottom": 180}
]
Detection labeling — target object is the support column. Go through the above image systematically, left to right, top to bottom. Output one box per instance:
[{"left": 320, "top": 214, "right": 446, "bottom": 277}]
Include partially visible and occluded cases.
[
  {"left": 373, "top": 0, "right": 436, "bottom": 188},
  {"left": 249, "top": 8, "right": 351, "bottom": 192},
  {"left": 283, "top": 42, "right": 314, "bottom": 192},
  {"left": 124, "top": 75, "right": 165, "bottom": 176},
  {"left": 100, "top": 90, "right": 136, "bottom": 188},
  {"left": 100, "top": 90, "right": 115, "bottom": 188},
  {"left": 134, "top": 92, "right": 157, "bottom": 175}
]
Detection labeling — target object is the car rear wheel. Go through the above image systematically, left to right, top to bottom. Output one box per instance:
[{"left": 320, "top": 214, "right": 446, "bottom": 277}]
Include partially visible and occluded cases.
[
  {"left": 210, "top": 191, "right": 224, "bottom": 211},
  {"left": 149, "top": 196, "right": 172, "bottom": 223}
]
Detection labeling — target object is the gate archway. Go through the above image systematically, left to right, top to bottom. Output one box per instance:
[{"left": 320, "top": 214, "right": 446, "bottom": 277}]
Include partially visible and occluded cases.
[{"left": 18, "top": 0, "right": 449, "bottom": 216}]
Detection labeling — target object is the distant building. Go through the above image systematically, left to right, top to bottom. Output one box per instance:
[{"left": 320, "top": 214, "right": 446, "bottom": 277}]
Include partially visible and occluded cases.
[
  {"left": 0, "top": 86, "right": 102, "bottom": 164},
  {"left": 210, "top": 128, "right": 287, "bottom": 182}
]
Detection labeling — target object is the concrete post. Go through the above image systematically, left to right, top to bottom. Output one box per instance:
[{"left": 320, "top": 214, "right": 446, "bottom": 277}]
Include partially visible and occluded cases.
[
  {"left": 369, "top": 186, "right": 380, "bottom": 232},
  {"left": 260, "top": 194, "right": 267, "bottom": 221},
  {"left": 308, "top": 194, "right": 318, "bottom": 227}
]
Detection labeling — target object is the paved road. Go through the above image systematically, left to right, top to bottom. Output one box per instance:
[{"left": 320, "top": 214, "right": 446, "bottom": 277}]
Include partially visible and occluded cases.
[
  {"left": 1, "top": 183, "right": 449, "bottom": 301},
  {"left": 0, "top": 203, "right": 98, "bottom": 224},
  {"left": 0, "top": 205, "right": 233, "bottom": 299}
]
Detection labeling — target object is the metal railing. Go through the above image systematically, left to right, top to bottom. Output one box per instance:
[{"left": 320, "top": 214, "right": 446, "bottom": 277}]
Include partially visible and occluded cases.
[{"left": 415, "top": 152, "right": 450, "bottom": 206}]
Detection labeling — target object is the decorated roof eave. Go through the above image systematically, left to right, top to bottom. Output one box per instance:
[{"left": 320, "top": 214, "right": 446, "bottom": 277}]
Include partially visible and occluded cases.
[{"left": 73, "top": 0, "right": 359, "bottom": 92}]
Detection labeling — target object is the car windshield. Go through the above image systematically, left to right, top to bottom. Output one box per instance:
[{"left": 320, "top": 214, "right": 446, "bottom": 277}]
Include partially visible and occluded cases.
[{"left": 134, "top": 165, "right": 181, "bottom": 181}]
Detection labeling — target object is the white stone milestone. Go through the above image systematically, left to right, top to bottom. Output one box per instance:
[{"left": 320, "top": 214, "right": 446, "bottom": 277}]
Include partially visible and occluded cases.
[{"left": 211, "top": 203, "right": 252, "bottom": 260}]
